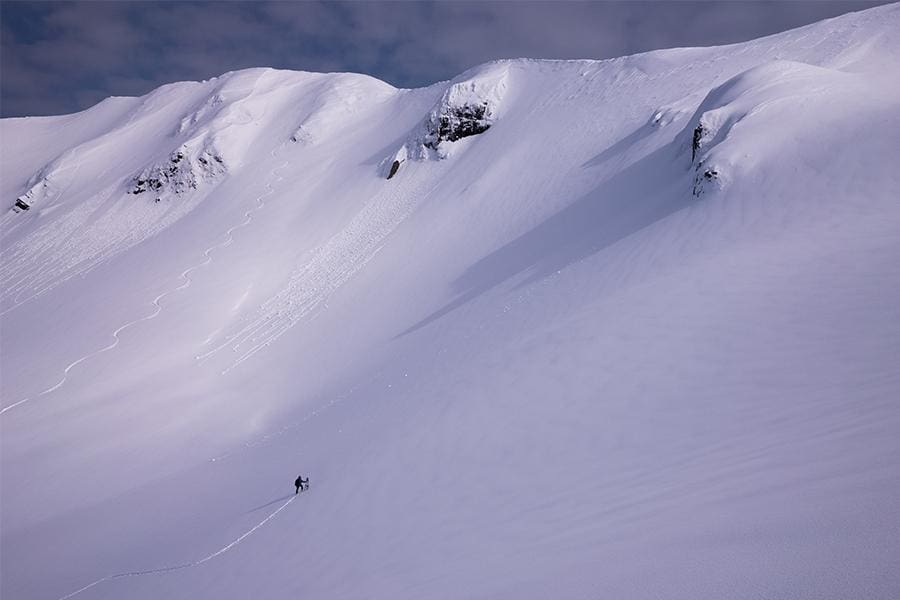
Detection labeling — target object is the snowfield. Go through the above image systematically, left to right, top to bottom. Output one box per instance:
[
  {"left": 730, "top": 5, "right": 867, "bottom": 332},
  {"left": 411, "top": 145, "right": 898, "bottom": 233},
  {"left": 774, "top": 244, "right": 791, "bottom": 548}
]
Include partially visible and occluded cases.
[{"left": 2, "top": 4, "right": 900, "bottom": 599}]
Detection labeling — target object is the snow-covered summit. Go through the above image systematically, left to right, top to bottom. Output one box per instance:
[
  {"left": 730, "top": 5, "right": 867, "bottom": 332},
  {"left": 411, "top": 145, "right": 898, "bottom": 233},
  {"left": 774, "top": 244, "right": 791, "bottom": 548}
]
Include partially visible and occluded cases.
[{"left": 3, "top": 4, "right": 900, "bottom": 600}]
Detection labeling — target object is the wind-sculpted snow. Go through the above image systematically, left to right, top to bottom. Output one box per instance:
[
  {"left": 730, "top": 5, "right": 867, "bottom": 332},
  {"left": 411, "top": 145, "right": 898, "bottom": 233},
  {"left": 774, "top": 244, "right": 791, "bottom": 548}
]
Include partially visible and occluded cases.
[
  {"left": 3, "top": 5, "right": 900, "bottom": 600},
  {"left": 681, "top": 59, "right": 882, "bottom": 198},
  {"left": 384, "top": 62, "right": 509, "bottom": 177},
  {"left": 288, "top": 72, "right": 396, "bottom": 146}
]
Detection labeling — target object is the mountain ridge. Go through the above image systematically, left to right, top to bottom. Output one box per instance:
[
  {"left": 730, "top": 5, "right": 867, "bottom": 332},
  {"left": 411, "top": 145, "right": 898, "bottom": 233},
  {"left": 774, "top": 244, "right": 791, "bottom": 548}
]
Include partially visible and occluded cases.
[{"left": 2, "top": 4, "right": 900, "bottom": 599}]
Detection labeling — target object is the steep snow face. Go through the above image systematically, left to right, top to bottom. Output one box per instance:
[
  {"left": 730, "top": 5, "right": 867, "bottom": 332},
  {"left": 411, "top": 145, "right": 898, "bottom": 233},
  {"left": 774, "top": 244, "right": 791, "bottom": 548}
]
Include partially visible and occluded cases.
[
  {"left": 3, "top": 5, "right": 900, "bottom": 600},
  {"left": 682, "top": 59, "right": 880, "bottom": 197},
  {"left": 386, "top": 62, "right": 510, "bottom": 175},
  {"left": 0, "top": 68, "right": 403, "bottom": 313},
  {"left": 288, "top": 72, "right": 398, "bottom": 146}
]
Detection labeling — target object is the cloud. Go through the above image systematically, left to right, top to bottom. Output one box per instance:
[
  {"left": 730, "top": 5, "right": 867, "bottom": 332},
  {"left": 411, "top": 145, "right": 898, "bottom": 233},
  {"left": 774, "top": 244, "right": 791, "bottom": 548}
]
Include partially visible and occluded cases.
[{"left": 0, "top": 0, "right": 891, "bottom": 117}]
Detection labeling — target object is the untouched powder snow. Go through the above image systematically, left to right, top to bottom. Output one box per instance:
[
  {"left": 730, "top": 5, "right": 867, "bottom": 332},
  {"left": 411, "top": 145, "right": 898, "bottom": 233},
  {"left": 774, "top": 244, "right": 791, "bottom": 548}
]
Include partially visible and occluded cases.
[{"left": 2, "top": 4, "right": 900, "bottom": 599}]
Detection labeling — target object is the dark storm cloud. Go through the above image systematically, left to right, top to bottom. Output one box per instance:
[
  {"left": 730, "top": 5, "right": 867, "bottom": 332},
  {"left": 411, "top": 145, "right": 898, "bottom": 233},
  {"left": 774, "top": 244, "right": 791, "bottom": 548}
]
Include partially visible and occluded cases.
[{"left": 0, "top": 1, "right": 891, "bottom": 118}]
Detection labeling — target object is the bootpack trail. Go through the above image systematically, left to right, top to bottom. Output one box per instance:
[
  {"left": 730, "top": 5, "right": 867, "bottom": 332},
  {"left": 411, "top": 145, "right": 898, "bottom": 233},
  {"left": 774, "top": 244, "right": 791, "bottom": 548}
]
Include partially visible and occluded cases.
[{"left": 57, "top": 493, "right": 298, "bottom": 600}]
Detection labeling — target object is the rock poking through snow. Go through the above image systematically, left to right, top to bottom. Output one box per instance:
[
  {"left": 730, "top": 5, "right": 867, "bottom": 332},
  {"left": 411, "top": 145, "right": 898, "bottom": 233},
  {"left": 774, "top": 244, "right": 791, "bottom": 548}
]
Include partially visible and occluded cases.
[
  {"left": 384, "top": 63, "right": 509, "bottom": 176},
  {"left": 424, "top": 101, "right": 492, "bottom": 150},
  {"left": 290, "top": 125, "right": 312, "bottom": 144},
  {"left": 130, "top": 146, "right": 226, "bottom": 197},
  {"left": 387, "top": 160, "right": 402, "bottom": 180}
]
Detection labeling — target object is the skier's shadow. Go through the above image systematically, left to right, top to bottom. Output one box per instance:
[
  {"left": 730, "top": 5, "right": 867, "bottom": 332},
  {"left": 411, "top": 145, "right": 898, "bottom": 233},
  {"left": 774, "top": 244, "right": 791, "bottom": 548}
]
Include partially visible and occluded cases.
[{"left": 245, "top": 494, "right": 294, "bottom": 514}]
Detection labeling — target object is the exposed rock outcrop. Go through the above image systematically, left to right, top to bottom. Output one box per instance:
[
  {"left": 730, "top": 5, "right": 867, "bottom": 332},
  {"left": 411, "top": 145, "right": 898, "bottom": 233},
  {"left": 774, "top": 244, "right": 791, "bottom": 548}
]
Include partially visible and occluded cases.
[
  {"left": 680, "top": 60, "right": 844, "bottom": 200},
  {"left": 383, "top": 63, "right": 509, "bottom": 178},
  {"left": 423, "top": 101, "right": 492, "bottom": 150},
  {"left": 691, "top": 124, "right": 704, "bottom": 163},
  {"left": 290, "top": 125, "right": 312, "bottom": 144},
  {"left": 130, "top": 146, "right": 226, "bottom": 197},
  {"left": 386, "top": 160, "right": 402, "bottom": 180},
  {"left": 692, "top": 162, "right": 721, "bottom": 198},
  {"left": 11, "top": 166, "right": 56, "bottom": 212}
]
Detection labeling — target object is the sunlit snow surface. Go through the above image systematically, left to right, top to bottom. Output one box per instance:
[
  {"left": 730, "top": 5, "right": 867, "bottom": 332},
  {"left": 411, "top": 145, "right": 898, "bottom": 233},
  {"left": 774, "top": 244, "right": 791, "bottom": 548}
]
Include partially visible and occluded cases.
[{"left": 2, "top": 5, "right": 900, "bottom": 599}]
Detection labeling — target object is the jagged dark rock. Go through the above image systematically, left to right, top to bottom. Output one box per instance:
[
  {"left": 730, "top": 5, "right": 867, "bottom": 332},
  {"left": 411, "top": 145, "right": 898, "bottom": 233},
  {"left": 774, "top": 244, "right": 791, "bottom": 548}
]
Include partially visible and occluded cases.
[
  {"left": 424, "top": 102, "right": 491, "bottom": 150},
  {"left": 692, "top": 124, "right": 703, "bottom": 163},
  {"left": 290, "top": 126, "right": 311, "bottom": 144},
  {"left": 130, "top": 147, "right": 225, "bottom": 196},
  {"left": 387, "top": 160, "right": 401, "bottom": 180},
  {"left": 692, "top": 161, "right": 720, "bottom": 198},
  {"left": 132, "top": 176, "right": 165, "bottom": 194}
]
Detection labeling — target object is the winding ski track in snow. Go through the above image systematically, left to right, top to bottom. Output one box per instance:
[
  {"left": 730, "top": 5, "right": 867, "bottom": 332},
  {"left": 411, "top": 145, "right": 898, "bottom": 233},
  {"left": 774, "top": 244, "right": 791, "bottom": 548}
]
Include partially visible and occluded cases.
[
  {"left": 0, "top": 78, "right": 268, "bottom": 317},
  {"left": 0, "top": 149, "right": 289, "bottom": 417},
  {"left": 56, "top": 494, "right": 298, "bottom": 600}
]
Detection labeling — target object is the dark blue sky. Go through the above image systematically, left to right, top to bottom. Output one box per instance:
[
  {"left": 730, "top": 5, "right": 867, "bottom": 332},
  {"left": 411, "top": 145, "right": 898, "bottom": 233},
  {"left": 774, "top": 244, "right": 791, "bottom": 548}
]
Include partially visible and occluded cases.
[{"left": 0, "top": 1, "right": 890, "bottom": 118}]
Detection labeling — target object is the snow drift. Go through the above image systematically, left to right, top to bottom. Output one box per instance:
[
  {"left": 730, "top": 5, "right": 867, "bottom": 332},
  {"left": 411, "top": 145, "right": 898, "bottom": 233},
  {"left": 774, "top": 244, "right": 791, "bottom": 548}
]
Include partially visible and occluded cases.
[{"left": 2, "top": 4, "right": 900, "bottom": 600}]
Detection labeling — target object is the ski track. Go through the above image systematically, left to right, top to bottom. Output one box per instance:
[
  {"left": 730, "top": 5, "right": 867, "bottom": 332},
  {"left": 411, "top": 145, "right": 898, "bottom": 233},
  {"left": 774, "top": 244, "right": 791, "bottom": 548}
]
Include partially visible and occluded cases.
[
  {"left": 0, "top": 79, "right": 267, "bottom": 317},
  {"left": 0, "top": 151, "right": 289, "bottom": 417},
  {"left": 0, "top": 161, "right": 87, "bottom": 304},
  {"left": 197, "top": 176, "right": 445, "bottom": 374},
  {"left": 0, "top": 185, "right": 199, "bottom": 317},
  {"left": 56, "top": 494, "right": 298, "bottom": 600}
]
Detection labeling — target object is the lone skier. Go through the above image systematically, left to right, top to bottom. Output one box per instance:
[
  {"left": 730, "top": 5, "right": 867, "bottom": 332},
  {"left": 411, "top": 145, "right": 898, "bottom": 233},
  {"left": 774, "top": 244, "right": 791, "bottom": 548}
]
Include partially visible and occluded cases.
[{"left": 294, "top": 475, "right": 309, "bottom": 494}]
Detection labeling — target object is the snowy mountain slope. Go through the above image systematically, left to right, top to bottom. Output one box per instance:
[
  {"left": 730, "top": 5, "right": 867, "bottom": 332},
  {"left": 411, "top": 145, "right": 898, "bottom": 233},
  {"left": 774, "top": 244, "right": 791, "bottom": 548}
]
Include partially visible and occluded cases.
[{"left": 2, "top": 4, "right": 900, "bottom": 599}]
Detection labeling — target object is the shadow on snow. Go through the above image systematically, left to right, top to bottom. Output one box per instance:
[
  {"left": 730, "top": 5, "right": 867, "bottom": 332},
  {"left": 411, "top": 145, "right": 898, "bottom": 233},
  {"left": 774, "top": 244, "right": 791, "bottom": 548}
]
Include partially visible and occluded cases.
[{"left": 397, "top": 133, "right": 691, "bottom": 338}]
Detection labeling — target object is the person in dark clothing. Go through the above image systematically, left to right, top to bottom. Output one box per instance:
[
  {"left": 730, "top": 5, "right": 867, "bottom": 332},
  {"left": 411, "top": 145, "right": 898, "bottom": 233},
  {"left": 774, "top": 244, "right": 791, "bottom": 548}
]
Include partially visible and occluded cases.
[{"left": 295, "top": 476, "right": 309, "bottom": 494}]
